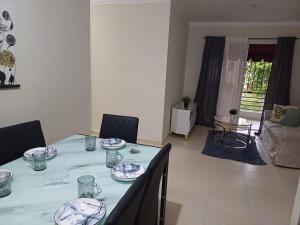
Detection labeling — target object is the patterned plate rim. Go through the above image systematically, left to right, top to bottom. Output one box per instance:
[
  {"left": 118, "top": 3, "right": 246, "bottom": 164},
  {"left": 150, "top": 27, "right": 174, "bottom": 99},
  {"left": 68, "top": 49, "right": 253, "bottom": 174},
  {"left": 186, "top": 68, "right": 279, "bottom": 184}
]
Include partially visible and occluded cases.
[
  {"left": 100, "top": 139, "right": 126, "bottom": 150},
  {"left": 23, "top": 147, "right": 57, "bottom": 162},
  {"left": 110, "top": 164, "right": 145, "bottom": 181},
  {"left": 54, "top": 198, "right": 106, "bottom": 225}
]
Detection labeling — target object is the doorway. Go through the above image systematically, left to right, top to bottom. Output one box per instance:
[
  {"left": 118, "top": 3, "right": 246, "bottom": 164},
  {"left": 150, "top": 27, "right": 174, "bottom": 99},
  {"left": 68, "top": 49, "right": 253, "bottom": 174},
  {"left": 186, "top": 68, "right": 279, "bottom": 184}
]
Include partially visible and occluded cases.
[{"left": 239, "top": 43, "right": 277, "bottom": 127}]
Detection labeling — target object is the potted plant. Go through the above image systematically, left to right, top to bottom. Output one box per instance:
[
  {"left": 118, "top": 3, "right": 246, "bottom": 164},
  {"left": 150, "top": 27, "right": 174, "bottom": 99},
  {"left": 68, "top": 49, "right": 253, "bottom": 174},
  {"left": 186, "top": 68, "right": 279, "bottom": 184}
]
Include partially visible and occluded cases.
[
  {"left": 182, "top": 96, "right": 192, "bottom": 109},
  {"left": 229, "top": 109, "right": 238, "bottom": 121}
]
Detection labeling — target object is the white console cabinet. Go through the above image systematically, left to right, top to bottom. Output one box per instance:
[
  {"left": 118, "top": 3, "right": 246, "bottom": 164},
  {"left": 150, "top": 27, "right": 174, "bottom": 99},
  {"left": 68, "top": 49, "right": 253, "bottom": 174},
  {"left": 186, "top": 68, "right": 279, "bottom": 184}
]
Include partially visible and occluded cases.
[{"left": 171, "top": 102, "right": 197, "bottom": 141}]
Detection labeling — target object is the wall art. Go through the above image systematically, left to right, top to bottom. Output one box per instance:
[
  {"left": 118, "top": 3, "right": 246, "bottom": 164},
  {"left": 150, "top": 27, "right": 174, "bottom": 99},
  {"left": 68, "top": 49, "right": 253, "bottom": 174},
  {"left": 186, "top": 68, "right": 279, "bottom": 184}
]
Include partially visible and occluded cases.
[{"left": 0, "top": 0, "right": 19, "bottom": 89}]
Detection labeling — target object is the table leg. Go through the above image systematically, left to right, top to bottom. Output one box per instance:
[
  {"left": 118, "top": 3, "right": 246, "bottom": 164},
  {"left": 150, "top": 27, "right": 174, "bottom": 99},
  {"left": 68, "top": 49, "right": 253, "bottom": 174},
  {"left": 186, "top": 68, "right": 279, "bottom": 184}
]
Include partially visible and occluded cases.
[
  {"left": 246, "top": 126, "right": 252, "bottom": 145},
  {"left": 160, "top": 158, "right": 169, "bottom": 225}
]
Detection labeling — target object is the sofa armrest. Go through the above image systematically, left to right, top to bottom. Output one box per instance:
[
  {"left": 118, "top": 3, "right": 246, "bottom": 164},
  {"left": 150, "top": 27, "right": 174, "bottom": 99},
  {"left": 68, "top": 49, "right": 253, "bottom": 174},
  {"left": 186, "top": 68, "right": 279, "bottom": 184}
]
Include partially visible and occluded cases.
[{"left": 264, "top": 110, "right": 272, "bottom": 121}]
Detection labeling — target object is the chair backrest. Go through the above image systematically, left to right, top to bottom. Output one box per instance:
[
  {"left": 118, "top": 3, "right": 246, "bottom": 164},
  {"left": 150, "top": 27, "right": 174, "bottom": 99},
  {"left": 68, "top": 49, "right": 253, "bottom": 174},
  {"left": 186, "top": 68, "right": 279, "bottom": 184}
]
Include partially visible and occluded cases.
[
  {"left": 99, "top": 114, "right": 139, "bottom": 143},
  {"left": 0, "top": 120, "right": 46, "bottom": 166},
  {"left": 135, "top": 143, "right": 172, "bottom": 225},
  {"left": 104, "top": 173, "right": 149, "bottom": 225}
]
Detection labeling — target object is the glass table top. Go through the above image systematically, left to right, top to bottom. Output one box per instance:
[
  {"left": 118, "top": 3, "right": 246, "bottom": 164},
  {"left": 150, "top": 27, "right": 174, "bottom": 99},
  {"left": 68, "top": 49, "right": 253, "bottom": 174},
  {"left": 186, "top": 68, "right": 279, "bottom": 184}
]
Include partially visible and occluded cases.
[
  {"left": 215, "top": 116, "right": 254, "bottom": 127},
  {"left": 0, "top": 134, "right": 160, "bottom": 225}
]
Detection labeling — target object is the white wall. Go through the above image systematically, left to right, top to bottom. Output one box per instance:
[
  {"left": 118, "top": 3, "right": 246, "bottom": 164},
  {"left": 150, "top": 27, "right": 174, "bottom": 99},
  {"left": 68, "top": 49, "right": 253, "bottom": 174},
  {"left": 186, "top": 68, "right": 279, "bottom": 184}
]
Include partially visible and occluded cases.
[
  {"left": 0, "top": 0, "right": 91, "bottom": 144},
  {"left": 90, "top": 3, "right": 170, "bottom": 144},
  {"left": 162, "top": 5, "right": 188, "bottom": 140},
  {"left": 183, "top": 24, "right": 300, "bottom": 106}
]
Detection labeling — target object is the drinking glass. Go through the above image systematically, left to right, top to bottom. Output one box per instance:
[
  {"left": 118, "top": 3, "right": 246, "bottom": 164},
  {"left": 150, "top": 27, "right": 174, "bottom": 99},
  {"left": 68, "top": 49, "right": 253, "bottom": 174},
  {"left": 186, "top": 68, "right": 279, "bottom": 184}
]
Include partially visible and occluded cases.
[
  {"left": 85, "top": 136, "right": 96, "bottom": 151},
  {"left": 32, "top": 150, "right": 47, "bottom": 171},
  {"left": 106, "top": 150, "right": 124, "bottom": 168},
  {"left": 0, "top": 172, "right": 12, "bottom": 198},
  {"left": 78, "top": 175, "right": 101, "bottom": 198}
]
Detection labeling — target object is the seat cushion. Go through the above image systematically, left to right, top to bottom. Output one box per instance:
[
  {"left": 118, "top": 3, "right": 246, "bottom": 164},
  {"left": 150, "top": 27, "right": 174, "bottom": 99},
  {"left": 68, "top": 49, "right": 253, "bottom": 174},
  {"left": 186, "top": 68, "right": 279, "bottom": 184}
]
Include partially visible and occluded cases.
[{"left": 269, "top": 126, "right": 282, "bottom": 143}]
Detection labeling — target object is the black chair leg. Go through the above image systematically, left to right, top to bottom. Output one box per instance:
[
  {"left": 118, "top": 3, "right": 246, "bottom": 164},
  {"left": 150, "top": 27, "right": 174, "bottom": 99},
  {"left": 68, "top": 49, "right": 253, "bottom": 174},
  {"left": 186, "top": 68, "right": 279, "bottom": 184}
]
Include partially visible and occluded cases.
[{"left": 159, "top": 158, "right": 169, "bottom": 225}]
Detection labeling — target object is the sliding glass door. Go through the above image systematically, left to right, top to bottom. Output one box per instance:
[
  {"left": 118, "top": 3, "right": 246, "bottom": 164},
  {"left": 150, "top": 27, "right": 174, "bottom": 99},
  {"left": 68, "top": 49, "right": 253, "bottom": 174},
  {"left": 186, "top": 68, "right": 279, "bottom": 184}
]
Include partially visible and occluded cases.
[{"left": 239, "top": 43, "right": 276, "bottom": 121}]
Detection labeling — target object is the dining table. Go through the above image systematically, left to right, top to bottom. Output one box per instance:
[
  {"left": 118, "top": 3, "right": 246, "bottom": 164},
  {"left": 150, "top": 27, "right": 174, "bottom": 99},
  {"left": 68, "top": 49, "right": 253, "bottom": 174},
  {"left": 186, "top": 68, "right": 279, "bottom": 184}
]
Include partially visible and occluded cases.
[{"left": 0, "top": 134, "right": 162, "bottom": 225}]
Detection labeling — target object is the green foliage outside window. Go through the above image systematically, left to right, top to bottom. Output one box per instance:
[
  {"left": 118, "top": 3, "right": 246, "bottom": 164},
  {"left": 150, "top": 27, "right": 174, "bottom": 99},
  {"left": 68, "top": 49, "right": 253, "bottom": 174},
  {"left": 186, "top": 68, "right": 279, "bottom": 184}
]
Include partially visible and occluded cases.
[{"left": 240, "top": 60, "right": 272, "bottom": 112}]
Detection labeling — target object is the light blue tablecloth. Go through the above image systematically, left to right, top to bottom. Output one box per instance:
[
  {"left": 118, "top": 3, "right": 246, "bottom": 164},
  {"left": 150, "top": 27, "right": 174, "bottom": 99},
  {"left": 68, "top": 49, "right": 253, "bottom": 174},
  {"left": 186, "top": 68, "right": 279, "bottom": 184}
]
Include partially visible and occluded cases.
[{"left": 0, "top": 134, "right": 160, "bottom": 225}]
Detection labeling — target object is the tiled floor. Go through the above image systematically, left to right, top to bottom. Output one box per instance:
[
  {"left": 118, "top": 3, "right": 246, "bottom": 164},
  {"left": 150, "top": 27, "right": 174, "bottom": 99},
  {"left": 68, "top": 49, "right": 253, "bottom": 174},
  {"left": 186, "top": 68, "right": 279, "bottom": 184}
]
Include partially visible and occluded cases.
[{"left": 164, "top": 126, "right": 300, "bottom": 225}]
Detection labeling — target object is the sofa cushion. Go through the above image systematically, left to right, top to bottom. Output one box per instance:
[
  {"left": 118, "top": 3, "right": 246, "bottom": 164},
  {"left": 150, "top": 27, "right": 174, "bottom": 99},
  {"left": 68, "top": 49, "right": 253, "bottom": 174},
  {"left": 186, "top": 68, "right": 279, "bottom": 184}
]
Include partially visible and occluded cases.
[
  {"left": 270, "top": 104, "right": 299, "bottom": 123},
  {"left": 280, "top": 109, "right": 300, "bottom": 127}
]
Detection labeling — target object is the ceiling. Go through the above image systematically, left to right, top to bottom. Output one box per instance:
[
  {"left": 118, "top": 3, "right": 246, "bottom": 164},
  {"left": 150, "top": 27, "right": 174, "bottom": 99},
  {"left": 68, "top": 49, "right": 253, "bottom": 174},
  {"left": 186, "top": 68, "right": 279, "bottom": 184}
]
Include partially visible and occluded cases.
[{"left": 174, "top": 0, "right": 300, "bottom": 22}]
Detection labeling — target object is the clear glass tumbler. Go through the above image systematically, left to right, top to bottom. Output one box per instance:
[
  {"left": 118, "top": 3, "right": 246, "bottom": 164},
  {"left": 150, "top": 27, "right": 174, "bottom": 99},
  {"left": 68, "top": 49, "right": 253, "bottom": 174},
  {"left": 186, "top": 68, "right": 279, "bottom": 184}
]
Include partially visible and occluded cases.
[
  {"left": 85, "top": 136, "right": 96, "bottom": 151},
  {"left": 32, "top": 150, "right": 47, "bottom": 171}
]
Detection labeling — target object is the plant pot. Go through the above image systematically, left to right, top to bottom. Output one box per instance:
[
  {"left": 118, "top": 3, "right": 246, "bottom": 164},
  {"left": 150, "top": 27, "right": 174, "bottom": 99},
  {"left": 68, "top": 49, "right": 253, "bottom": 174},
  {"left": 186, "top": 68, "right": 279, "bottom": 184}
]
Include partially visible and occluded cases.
[
  {"left": 183, "top": 102, "right": 189, "bottom": 109},
  {"left": 230, "top": 114, "right": 237, "bottom": 122}
]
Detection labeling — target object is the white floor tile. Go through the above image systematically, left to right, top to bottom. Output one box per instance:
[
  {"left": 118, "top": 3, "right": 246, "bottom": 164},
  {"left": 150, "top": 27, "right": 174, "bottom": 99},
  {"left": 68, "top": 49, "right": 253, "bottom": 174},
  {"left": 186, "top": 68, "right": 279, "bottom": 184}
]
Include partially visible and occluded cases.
[{"left": 163, "top": 126, "right": 300, "bottom": 225}]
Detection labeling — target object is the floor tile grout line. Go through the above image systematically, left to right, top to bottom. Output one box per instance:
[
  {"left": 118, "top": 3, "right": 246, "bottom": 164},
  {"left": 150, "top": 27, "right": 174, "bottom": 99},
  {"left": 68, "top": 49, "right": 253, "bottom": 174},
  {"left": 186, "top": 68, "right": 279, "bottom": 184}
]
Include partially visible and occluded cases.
[
  {"left": 244, "top": 138, "right": 290, "bottom": 225},
  {"left": 256, "top": 138, "right": 287, "bottom": 194},
  {"left": 243, "top": 167, "right": 261, "bottom": 225},
  {"left": 202, "top": 195, "right": 208, "bottom": 225}
]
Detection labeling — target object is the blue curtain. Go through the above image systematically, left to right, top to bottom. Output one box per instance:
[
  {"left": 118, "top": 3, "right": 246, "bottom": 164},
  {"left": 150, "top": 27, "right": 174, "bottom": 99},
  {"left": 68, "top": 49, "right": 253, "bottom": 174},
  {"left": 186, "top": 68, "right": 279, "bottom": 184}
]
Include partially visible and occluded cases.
[
  {"left": 194, "top": 36, "right": 225, "bottom": 127},
  {"left": 258, "top": 37, "right": 297, "bottom": 134}
]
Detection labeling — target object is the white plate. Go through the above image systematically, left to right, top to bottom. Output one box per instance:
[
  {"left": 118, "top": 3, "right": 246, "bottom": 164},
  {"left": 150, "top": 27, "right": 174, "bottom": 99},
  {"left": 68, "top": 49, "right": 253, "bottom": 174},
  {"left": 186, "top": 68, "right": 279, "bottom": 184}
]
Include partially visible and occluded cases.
[
  {"left": 100, "top": 138, "right": 126, "bottom": 150},
  {"left": 23, "top": 146, "right": 57, "bottom": 162},
  {"left": 111, "top": 163, "right": 145, "bottom": 181},
  {"left": 54, "top": 198, "right": 106, "bottom": 225}
]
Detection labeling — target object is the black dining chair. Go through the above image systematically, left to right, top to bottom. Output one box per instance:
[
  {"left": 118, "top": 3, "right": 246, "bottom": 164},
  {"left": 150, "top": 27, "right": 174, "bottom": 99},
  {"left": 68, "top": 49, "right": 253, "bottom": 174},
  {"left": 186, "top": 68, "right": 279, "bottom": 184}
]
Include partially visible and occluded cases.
[
  {"left": 99, "top": 114, "right": 139, "bottom": 143},
  {"left": 0, "top": 120, "right": 46, "bottom": 166},
  {"left": 135, "top": 143, "right": 172, "bottom": 225},
  {"left": 104, "top": 173, "right": 149, "bottom": 225}
]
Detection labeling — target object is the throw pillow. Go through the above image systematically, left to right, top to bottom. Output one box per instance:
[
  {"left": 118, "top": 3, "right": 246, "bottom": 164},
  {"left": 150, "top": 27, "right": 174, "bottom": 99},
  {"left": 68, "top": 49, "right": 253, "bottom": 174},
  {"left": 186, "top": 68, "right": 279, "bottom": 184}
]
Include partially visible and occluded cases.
[
  {"left": 270, "top": 104, "right": 299, "bottom": 123},
  {"left": 280, "top": 109, "right": 300, "bottom": 127}
]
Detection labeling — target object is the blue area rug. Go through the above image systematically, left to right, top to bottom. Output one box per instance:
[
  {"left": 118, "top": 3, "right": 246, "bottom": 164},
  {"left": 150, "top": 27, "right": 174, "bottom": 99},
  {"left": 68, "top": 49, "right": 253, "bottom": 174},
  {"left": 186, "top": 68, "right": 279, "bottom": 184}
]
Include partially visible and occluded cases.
[{"left": 202, "top": 131, "right": 266, "bottom": 165}]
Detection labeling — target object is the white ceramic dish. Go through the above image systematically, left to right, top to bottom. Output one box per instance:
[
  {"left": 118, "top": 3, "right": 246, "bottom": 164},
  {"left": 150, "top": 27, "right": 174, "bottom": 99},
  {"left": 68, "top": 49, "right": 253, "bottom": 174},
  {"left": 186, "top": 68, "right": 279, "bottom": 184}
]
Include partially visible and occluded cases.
[
  {"left": 100, "top": 138, "right": 126, "bottom": 150},
  {"left": 23, "top": 146, "right": 57, "bottom": 162},
  {"left": 111, "top": 163, "right": 145, "bottom": 181},
  {"left": 54, "top": 198, "right": 106, "bottom": 225}
]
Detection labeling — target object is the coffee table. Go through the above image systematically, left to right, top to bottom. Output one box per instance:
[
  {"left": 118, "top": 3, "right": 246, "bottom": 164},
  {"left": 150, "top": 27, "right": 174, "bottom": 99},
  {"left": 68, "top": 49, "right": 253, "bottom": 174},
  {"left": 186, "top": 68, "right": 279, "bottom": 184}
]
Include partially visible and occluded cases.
[{"left": 213, "top": 116, "right": 253, "bottom": 149}]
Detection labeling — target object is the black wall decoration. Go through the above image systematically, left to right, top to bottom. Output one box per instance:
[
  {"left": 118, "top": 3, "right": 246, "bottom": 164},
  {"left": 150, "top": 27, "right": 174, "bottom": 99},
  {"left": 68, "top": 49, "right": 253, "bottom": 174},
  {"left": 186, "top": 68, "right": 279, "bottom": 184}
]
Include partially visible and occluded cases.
[{"left": 0, "top": 1, "right": 19, "bottom": 89}]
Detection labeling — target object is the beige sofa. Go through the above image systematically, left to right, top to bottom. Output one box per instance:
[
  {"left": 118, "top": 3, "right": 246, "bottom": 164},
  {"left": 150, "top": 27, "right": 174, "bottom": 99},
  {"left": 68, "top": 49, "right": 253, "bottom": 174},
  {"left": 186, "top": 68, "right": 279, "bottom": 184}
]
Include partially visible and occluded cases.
[{"left": 261, "top": 110, "right": 300, "bottom": 169}]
